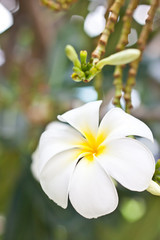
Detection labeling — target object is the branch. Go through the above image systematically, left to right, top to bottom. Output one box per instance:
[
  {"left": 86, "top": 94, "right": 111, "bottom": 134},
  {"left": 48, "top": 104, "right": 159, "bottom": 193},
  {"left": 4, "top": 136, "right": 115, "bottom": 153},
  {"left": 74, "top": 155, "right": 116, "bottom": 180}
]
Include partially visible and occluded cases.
[
  {"left": 40, "top": 0, "right": 77, "bottom": 11},
  {"left": 91, "top": 0, "right": 125, "bottom": 61},
  {"left": 113, "top": 0, "right": 139, "bottom": 107},
  {"left": 124, "top": 0, "right": 159, "bottom": 113}
]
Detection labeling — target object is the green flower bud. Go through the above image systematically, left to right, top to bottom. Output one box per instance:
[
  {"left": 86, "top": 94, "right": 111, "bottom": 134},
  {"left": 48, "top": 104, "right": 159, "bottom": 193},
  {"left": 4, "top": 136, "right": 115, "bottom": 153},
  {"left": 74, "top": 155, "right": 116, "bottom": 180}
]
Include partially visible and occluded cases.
[
  {"left": 65, "top": 45, "right": 81, "bottom": 68},
  {"left": 96, "top": 49, "right": 141, "bottom": 70},
  {"left": 80, "top": 50, "right": 87, "bottom": 65},
  {"left": 73, "top": 66, "right": 85, "bottom": 79},
  {"left": 89, "top": 66, "right": 98, "bottom": 75},
  {"left": 71, "top": 73, "right": 82, "bottom": 82},
  {"left": 147, "top": 180, "right": 160, "bottom": 196}
]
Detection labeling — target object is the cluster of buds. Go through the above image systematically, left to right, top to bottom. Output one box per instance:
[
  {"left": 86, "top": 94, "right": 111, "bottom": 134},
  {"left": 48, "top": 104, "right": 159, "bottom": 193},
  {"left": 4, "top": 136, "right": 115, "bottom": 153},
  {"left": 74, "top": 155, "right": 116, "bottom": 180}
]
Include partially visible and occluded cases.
[
  {"left": 41, "top": 0, "right": 77, "bottom": 11},
  {"left": 65, "top": 45, "right": 141, "bottom": 83}
]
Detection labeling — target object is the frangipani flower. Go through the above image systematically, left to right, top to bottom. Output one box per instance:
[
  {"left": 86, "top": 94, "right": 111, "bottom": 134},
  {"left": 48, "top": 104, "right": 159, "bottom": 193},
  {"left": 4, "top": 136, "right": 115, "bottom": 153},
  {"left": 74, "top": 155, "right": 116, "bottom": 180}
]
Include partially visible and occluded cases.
[{"left": 32, "top": 101, "right": 155, "bottom": 219}]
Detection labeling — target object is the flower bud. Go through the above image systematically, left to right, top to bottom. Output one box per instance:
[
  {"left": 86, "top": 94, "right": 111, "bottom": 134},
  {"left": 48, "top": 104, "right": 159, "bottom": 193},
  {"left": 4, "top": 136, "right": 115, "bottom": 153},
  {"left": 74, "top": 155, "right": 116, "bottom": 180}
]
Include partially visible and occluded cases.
[
  {"left": 65, "top": 45, "right": 81, "bottom": 68},
  {"left": 96, "top": 49, "right": 141, "bottom": 69},
  {"left": 80, "top": 50, "right": 87, "bottom": 65},
  {"left": 73, "top": 66, "right": 85, "bottom": 79},
  {"left": 71, "top": 73, "right": 82, "bottom": 82},
  {"left": 147, "top": 180, "right": 160, "bottom": 196}
]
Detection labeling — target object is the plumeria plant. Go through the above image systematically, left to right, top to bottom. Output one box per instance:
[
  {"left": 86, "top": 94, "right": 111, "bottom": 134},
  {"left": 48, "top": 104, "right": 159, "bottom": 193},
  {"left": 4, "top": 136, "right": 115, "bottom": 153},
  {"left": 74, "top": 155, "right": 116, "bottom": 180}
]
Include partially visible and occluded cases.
[
  {"left": 1, "top": 0, "right": 160, "bottom": 238},
  {"left": 31, "top": 0, "right": 160, "bottom": 219}
]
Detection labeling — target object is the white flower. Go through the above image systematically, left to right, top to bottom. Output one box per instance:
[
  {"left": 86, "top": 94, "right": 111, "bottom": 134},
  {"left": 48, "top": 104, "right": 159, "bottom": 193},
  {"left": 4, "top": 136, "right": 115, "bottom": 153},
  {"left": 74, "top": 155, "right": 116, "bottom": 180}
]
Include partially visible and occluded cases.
[{"left": 32, "top": 101, "right": 155, "bottom": 219}]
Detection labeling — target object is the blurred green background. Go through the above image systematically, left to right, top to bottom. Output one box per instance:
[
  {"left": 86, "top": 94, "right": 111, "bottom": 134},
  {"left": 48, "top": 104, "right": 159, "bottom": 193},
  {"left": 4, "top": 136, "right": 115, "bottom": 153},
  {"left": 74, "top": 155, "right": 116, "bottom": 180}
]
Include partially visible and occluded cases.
[{"left": 0, "top": 0, "right": 160, "bottom": 239}]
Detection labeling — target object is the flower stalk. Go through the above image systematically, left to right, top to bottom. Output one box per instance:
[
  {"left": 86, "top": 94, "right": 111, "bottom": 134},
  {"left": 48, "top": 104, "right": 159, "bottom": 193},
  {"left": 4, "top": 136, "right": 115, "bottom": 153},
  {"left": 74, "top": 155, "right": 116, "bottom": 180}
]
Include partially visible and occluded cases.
[{"left": 94, "top": 73, "right": 103, "bottom": 100}]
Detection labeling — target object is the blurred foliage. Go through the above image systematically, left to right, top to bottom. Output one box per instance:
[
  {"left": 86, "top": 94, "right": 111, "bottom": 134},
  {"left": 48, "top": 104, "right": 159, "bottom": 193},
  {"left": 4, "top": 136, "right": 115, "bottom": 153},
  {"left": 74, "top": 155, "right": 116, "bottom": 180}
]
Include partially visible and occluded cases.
[{"left": 0, "top": 0, "right": 160, "bottom": 239}]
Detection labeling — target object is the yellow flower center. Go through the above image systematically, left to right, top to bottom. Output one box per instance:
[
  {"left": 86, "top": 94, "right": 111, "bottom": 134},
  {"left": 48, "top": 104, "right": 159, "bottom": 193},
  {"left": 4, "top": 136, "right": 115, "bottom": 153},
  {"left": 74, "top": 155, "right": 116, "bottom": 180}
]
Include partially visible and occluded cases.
[{"left": 80, "top": 131, "right": 106, "bottom": 161}]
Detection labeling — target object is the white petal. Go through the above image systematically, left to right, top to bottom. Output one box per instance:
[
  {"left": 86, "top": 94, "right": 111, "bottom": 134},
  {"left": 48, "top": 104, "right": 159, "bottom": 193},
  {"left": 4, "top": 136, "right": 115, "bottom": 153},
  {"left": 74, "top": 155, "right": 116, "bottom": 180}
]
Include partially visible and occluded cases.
[
  {"left": 0, "top": 3, "right": 13, "bottom": 34},
  {"left": 58, "top": 101, "right": 102, "bottom": 139},
  {"left": 98, "top": 107, "right": 153, "bottom": 142},
  {"left": 38, "top": 121, "right": 86, "bottom": 174},
  {"left": 45, "top": 121, "right": 70, "bottom": 131},
  {"left": 97, "top": 138, "right": 155, "bottom": 191},
  {"left": 40, "top": 149, "right": 82, "bottom": 208},
  {"left": 69, "top": 158, "right": 118, "bottom": 218}
]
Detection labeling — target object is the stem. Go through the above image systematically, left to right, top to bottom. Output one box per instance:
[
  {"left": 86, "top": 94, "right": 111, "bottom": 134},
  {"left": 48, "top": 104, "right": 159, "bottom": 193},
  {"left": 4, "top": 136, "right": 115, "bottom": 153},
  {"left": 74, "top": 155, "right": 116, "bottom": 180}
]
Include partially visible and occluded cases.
[
  {"left": 91, "top": 0, "right": 125, "bottom": 62},
  {"left": 113, "top": 0, "right": 139, "bottom": 108},
  {"left": 116, "top": 0, "right": 139, "bottom": 51},
  {"left": 124, "top": 0, "right": 159, "bottom": 113},
  {"left": 138, "top": 0, "right": 159, "bottom": 51},
  {"left": 124, "top": 60, "right": 138, "bottom": 113},
  {"left": 94, "top": 73, "right": 103, "bottom": 100}
]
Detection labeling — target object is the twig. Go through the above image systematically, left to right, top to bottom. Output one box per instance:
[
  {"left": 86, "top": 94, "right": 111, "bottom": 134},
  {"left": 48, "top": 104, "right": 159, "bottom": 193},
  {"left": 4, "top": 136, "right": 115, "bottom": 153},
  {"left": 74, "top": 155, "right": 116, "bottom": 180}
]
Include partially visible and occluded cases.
[
  {"left": 40, "top": 0, "right": 77, "bottom": 11},
  {"left": 91, "top": 0, "right": 125, "bottom": 62},
  {"left": 91, "top": 0, "right": 124, "bottom": 100},
  {"left": 113, "top": 0, "right": 139, "bottom": 107},
  {"left": 116, "top": 0, "right": 140, "bottom": 51},
  {"left": 124, "top": 0, "right": 159, "bottom": 113},
  {"left": 113, "top": 65, "right": 123, "bottom": 107}
]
